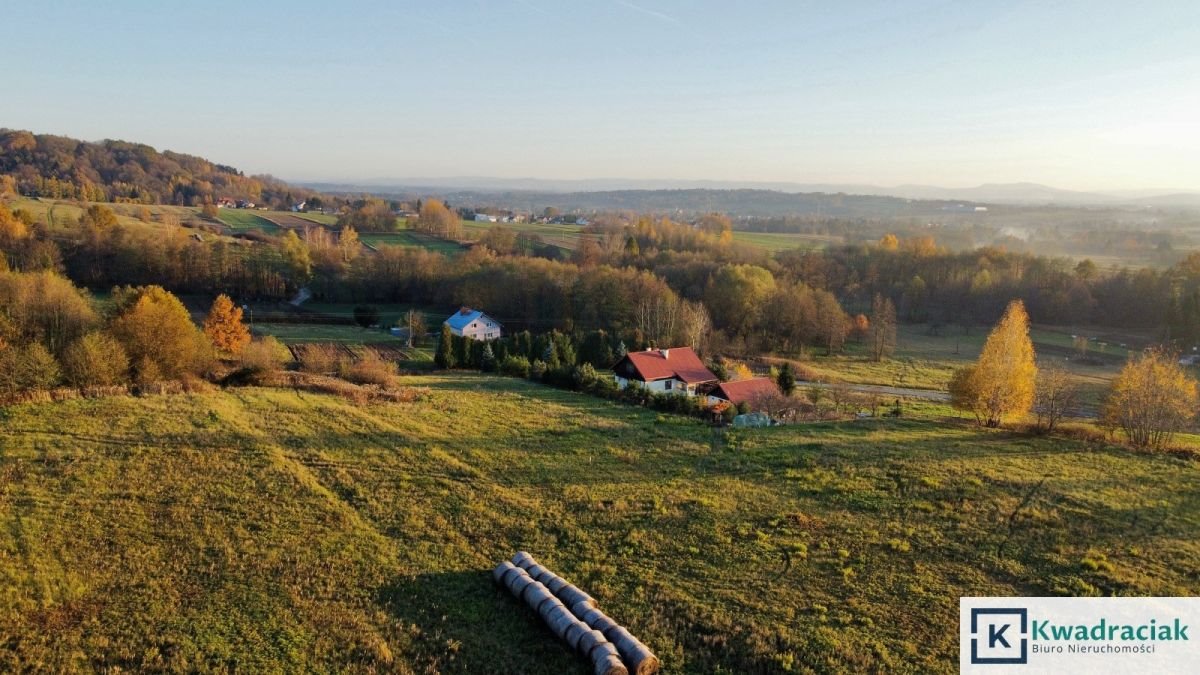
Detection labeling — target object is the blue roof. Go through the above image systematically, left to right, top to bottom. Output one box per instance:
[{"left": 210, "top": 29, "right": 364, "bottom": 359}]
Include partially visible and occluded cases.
[{"left": 444, "top": 309, "right": 498, "bottom": 331}]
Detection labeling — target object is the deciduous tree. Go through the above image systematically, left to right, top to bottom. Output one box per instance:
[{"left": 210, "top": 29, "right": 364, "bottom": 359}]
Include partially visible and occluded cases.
[
  {"left": 109, "top": 285, "right": 213, "bottom": 380},
  {"left": 203, "top": 294, "right": 251, "bottom": 355},
  {"left": 869, "top": 294, "right": 897, "bottom": 361},
  {"left": 949, "top": 300, "right": 1037, "bottom": 427},
  {"left": 61, "top": 331, "right": 129, "bottom": 387},
  {"left": 1102, "top": 349, "right": 1198, "bottom": 448}
]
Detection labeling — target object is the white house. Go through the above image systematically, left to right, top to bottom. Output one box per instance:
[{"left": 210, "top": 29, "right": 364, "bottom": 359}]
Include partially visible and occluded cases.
[
  {"left": 473, "top": 213, "right": 498, "bottom": 223},
  {"left": 444, "top": 307, "right": 502, "bottom": 341},
  {"left": 611, "top": 347, "right": 718, "bottom": 396}
]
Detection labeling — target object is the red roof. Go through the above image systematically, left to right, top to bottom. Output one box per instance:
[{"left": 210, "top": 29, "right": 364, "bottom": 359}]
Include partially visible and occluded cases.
[
  {"left": 615, "top": 347, "right": 717, "bottom": 384},
  {"left": 713, "top": 378, "right": 779, "bottom": 405}
]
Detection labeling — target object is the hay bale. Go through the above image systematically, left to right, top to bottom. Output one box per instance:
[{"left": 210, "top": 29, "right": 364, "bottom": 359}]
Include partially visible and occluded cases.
[
  {"left": 512, "top": 551, "right": 536, "bottom": 569},
  {"left": 493, "top": 560, "right": 517, "bottom": 584},
  {"left": 526, "top": 563, "right": 550, "bottom": 580},
  {"left": 506, "top": 571, "right": 535, "bottom": 598},
  {"left": 541, "top": 573, "right": 569, "bottom": 594},
  {"left": 522, "top": 583, "right": 555, "bottom": 611},
  {"left": 558, "top": 584, "right": 594, "bottom": 609},
  {"left": 575, "top": 602, "right": 604, "bottom": 623},
  {"left": 543, "top": 604, "right": 577, "bottom": 640},
  {"left": 588, "top": 613, "right": 620, "bottom": 636},
  {"left": 563, "top": 622, "right": 589, "bottom": 652},
  {"left": 603, "top": 626, "right": 660, "bottom": 675},
  {"left": 577, "top": 629, "right": 608, "bottom": 658},
  {"left": 590, "top": 640, "right": 621, "bottom": 661},
  {"left": 594, "top": 653, "right": 629, "bottom": 675}
]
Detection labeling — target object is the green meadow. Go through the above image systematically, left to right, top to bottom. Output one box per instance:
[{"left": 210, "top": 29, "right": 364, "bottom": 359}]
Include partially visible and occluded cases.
[{"left": 1, "top": 374, "right": 1196, "bottom": 672}]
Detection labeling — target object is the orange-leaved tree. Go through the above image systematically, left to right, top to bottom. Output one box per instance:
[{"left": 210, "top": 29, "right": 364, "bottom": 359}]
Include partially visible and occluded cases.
[
  {"left": 204, "top": 294, "right": 251, "bottom": 355},
  {"left": 949, "top": 299, "right": 1037, "bottom": 427}
]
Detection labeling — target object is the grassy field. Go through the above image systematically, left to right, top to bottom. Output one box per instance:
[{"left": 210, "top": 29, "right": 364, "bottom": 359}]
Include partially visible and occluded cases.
[
  {"left": 6, "top": 197, "right": 210, "bottom": 238},
  {"left": 216, "top": 209, "right": 281, "bottom": 233},
  {"left": 461, "top": 219, "right": 589, "bottom": 251},
  {"left": 359, "top": 230, "right": 466, "bottom": 255},
  {"left": 731, "top": 231, "right": 839, "bottom": 252},
  {"left": 250, "top": 322, "right": 403, "bottom": 344},
  {"left": 794, "top": 323, "right": 1142, "bottom": 411},
  {"left": 1, "top": 374, "right": 1197, "bottom": 672}
]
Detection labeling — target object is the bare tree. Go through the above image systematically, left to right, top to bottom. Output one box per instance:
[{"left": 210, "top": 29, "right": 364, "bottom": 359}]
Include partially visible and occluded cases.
[
  {"left": 869, "top": 294, "right": 897, "bottom": 361},
  {"left": 1032, "top": 363, "right": 1078, "bottom": 433}
]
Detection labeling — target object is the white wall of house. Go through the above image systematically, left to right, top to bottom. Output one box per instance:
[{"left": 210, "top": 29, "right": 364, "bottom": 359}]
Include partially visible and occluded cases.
[
  {"left": 451, "top": 316, "right": 502, "bottom": 340},
  {"left": 613, "top": 375, "right": 694, "bottom": 395}
]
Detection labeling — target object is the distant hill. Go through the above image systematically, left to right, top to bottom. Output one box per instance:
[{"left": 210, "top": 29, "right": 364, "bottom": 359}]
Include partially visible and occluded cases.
[
  {"left": 0, "top": 129, "right": 313, "bottom": 207},
  {"left": 309, "top": 177, "right": 1200, "bottom": 208},
  {"left": 306, "top": 184, "right": 980, "bottom": 218}
]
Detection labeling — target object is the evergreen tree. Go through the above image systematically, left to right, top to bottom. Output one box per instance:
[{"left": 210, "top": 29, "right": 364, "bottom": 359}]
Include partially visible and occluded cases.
[
  {"left": 435, "top": 324, "right": 454, "bottom": 369},
  {"left": 777, "top": 362, "right": 796, "bottom": 396}
]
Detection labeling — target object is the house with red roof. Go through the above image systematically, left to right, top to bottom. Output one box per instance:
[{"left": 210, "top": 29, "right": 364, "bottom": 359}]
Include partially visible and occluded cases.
[
  {"left": 612, "top": 347, "right": 718, "bottom": 396},
  {"left": 706, "top": 377, "right": 780, "bottom": 408}
]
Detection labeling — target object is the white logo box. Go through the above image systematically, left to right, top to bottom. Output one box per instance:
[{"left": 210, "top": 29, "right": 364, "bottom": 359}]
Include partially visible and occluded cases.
[{"left": 961, "top": 597, "right": 1200, "bottom": 674}]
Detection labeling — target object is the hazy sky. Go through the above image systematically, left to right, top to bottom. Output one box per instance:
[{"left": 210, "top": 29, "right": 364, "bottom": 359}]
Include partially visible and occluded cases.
[{"left": 3, "top": 0, "right": 1198, "bottom": 190}]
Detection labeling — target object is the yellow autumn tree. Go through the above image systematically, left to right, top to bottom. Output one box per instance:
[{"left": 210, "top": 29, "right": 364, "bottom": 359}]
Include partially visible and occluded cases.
[
  {"left": 110, "top": 285, "right": 213, "bottom": 381},
  {"left": 204, "top": 294, "right": 251, "bottom": 355},
  {"left": 949, "top": 300, "right": 1037, "bottom": 427},
  {"left": 1102, "top": 349, "right": 1198, "bottom": 448}
]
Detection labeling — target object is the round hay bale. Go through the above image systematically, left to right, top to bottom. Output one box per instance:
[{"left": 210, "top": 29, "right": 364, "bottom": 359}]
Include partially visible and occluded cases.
[
  {"left": 512, "top": 551, "right": 536, "bottom": 569},
  {"left": 492, "top": 560, "right": 516, "bottom": 584},
  {"left": 526, "top": 563, "right": 549, "bottom": 580},
  {"left": 498, "top": 565, "right": 525, "bottom": 589},
  {"left": 506, "top": 571, "right": 534, "bottom": 598},
  {"left": 542, "top": 573, "right": 569, "bottom": 594},
  {"left": 522, "top": 583, "right": 555, "bottom": 610},
  {"left": 557, "top": 584, "right": 594, "bottom": 609},
  {"left": 537, "top": 597, "right": 565, "bottom": 623},
  {"left": 575, "top": 602, "right": 605, "bottom": 623},
  {"left": 543, "top": 605, "right": 578, "bottom": 640},
  {"left": 589, "top": 614, "right": 620, "bottom": 635},
  {"left": 563, "top": 621, "right": 589, "bottom": 651},
  {"left": 604, "top": 626, "right": 659, "bottom": 674},
  {"left": 576, "top": 629, "right": 608, "bottom": 658},
  {"left": 590, "top": 640, "right": 620, "bottom": 661},
  {"left": 593, "top": 653, "right": 629, "bottom": 675}
]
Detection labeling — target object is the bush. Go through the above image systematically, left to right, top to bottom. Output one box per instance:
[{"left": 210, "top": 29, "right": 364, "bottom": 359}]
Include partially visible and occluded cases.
[
  {"left": 61, "top": 332, "right": 129, "bottom": 387},
  {"left": 240, "top": 336, "right": 291, "bottom": 375},
  {"left": 0, "top": 343, "right": 61, "bottom": 396},
  {"left": 299, "top": 344, "right": 341, "bottom": 374},
  {"left": 346, "top": 348, "right": 399, "bottom": 387},
  {"left": 500, "top": 355, "right": 531, "bottom": 378}
]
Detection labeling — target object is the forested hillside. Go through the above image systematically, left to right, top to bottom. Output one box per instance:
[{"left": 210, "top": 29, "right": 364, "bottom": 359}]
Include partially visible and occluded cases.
[{"left": 0, "top": 129, "right": 313, "bottom": 207}]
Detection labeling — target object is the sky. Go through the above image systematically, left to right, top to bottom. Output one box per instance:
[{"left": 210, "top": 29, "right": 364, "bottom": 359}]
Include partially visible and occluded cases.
[{"left": 2, "top": 0, "right": 1199, "bottom": 191}]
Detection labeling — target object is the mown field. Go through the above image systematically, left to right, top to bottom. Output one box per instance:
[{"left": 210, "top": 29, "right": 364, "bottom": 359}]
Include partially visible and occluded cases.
[
  {"left": 215, "top": 209, "right": 280, "bottom": 233},
  {"left": 358, "top": 230, "right": 466, "bottom": 255},
  {"left": 730, "top": 231, "right": 839, "bottom": 253},
  {"left": 1, "top": 374, "right": 1197, "bottom": 672}
]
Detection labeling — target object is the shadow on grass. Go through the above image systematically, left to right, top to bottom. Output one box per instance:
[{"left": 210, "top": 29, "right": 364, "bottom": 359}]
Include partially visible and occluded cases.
[{"left": 376, "top": 569, "right": 589, "bottom": 675}]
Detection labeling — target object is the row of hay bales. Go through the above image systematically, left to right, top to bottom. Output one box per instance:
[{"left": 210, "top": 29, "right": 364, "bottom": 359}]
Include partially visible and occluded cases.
[{"left": 493, "top": 551, "right": 659, "bottom": 675}]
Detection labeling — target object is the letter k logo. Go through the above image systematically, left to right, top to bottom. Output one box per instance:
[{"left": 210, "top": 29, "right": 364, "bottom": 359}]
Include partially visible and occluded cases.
[
  {"left": 969, "top": 607, "right": 1028, "bottom": 665},
  {"left": 989, "top": 622, "right": 1011, "bottom": 649}
]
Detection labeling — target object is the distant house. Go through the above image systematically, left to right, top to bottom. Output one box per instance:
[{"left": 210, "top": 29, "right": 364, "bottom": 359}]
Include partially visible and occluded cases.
[
  {"left": 292, "top": 201, "right": 307, "bottom": 212},
  {"left": 473, "top": 213, "right": 498, "bottom": 223},
  {"left": 444, "top": 307, "right": 502, "bottom": 341},
  {"left": 612, "top": 347, "right": 718, "bottom": 396},
  {"left": 707, "top": 377, "right": 780, "bottom": 408}
]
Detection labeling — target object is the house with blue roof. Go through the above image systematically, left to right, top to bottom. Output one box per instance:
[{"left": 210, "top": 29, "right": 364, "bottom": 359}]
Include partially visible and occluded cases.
[{"left": 444, "top": 307, "right": 502, "bottom": 341}]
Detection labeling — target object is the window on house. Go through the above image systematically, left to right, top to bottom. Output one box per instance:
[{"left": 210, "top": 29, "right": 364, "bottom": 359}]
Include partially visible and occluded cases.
[{"left": 665, "top": 380, "right": 673, "bottom": 390}]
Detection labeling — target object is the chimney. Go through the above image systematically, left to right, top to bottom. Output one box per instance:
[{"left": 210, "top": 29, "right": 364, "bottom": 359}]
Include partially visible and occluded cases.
[
  {"left": 460, "top": 307, "right": 472, "bottom": 315},
  {"left": 660, "top": 348, "right": 670, "bottom": 359}
]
